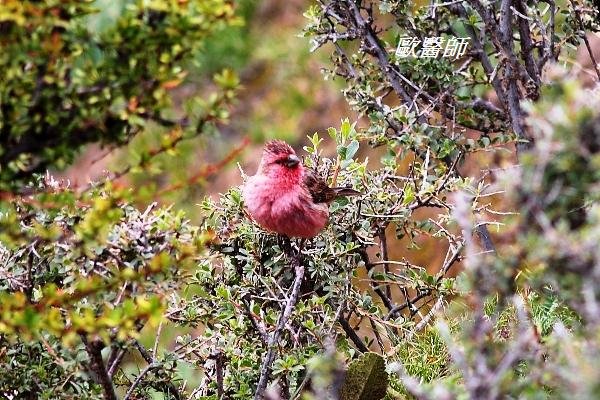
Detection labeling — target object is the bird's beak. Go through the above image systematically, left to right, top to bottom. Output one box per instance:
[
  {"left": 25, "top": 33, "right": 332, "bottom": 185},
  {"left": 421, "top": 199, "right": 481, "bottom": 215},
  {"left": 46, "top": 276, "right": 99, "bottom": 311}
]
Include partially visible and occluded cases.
[{"left": 284, "top": 154, "right": 300, "bottom": 167}]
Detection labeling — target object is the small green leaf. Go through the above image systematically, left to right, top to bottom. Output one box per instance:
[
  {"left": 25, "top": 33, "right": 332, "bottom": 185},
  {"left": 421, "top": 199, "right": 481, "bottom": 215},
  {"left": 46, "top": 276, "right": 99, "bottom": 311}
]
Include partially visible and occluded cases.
[
  {"left": 340, "top": 118, "right": 353, "bottom": 143},
  {"left": 328, "top": 127, "right": 338, "bottom": 139}
]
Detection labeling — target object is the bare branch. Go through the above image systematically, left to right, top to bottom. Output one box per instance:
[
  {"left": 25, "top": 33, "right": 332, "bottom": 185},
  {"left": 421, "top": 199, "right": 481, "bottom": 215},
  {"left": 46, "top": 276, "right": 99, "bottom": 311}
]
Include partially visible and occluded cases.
[
  {"left": 254, "top": 255, "right": 306, "bottom": 399},
  {"left": 124, "top": 362, "right": 160, "bottom": 400}
]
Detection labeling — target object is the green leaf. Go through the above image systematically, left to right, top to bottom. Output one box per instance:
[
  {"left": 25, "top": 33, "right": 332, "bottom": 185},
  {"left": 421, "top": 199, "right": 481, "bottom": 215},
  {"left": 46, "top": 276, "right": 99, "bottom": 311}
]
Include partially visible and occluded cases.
[
  {"left": 340, "top": 118, "right": 353, "bottom": 143},
  {"left": 328, "top": 127, "right": 338, "bottom": 139},
  {"left": 346, "top": 140, "right": 359, "bottom": 160},
  {"left": 402, "top": 185, "right": 415, "bottom": 205},
  {"left": 339, "top": 352, "right": 388, "bottom": 400}
]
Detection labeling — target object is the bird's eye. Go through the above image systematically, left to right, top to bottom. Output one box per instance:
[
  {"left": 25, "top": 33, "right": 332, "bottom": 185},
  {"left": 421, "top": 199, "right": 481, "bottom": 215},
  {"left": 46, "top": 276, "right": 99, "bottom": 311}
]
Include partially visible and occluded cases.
[
  {"left": 273, "top": 154, "right": 300, "bottom": 168},
  {"left": 283, "top": 154, "right": 300, "bottom": 168}
]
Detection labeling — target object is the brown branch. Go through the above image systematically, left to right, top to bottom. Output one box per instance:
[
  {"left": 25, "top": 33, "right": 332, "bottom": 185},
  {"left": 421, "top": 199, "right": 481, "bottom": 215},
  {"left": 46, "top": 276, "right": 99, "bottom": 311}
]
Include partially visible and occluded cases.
[
  {"left": 328, "top": 0, "right": 423, "bottom": 120},
  {"left": 461, "top": 0, "right": 532, "bottom": 153},
  {"left": 500, "top": 0, "right": 532, "bottom": 154},
  {"left": 514, "top": 0, "right": 541, "bottom": 90},
  {"left": 571, "top": 0, "right": 600, "bottom": 82},
  {"left": 453, "top": 3, "right": 507, "bottom": 101},
  {"left": 80, "top": 91, "right": 229, "bottom": 193},
  {"left": 155, "top": 136, "right": 250, "bottom": 197},
  {"left": 377, "top": 226, "right": 392, "bottom": 301},
  {"left": 437, "top": 244, "right": 465, "bottom": 281},
  {"left": 357, "top": 247, "right": 395, "bottom": 311},
  {"left": 385, "top": 291, "right": 431, "bottom": 320},
  {"left": 241, "top": 296, "right": 270, "bottom": 345},
  {"left": 337, "top": 312, "right": 369, "bottom": 352},
  {"left": 83, "top": 337, "right": 117, "bottom": 400},
  {"left": 134, "top": 341, "right": 182, "bottom": 400},
  {"left": 107, "top": 347, "right": 127, "bottom": 378},
  {"left": 211, "top": 350, "right": 225, "bottom": 399}
]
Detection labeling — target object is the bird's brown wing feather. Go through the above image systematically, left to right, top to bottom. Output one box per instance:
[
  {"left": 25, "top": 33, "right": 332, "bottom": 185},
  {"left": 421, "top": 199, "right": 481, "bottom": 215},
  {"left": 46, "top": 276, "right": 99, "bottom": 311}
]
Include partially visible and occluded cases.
[{"left": 303, "top": 169, "right": 360, "bottom": 204}]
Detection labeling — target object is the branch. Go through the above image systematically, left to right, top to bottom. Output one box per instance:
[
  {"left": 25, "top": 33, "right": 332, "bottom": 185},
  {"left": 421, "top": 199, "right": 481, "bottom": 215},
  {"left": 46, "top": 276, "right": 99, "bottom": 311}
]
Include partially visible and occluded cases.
[
  {"left": 335, "top": 0, "right": 422, "bottom": 117},
  {"left": 499, "top": 0, "right": 532, "bottom": 153},
  {"left": 514, "top": 0, "right": 541, "bottom": 90},
  {"left": 571, "top": 0, "right": 600, "bottom": 82},
  {"left": 452, "top": 3, "right": 508, "bottom": 104},
  {"left": 80, "top": 91, "right": 229, "bottom": 193},
  {"left": 155, "top": 136, "right": 249, "bottom": 197},
  {"left": 377, "top": 226, "right": 392, "bottom": 301},
  {"left": 357, "top": 247, "right": 395, "bottom": 312},
  {"left": 254, "top": 255, "right": 306, "bottom": 399},
  {"left": 242, "top": 296, "right": 270, "bottom": 345},
  {"left": 337, "top": 312, "right": 369, "bottom": 352},
  {"left": 83, "top": 337, "right": 117, "bottom": 400},
  {"left": 134, "top": 341, "right": 182, "bottom": 400},
  {"left": 107, "top": 347, "right": 127, "bottom": 377},
  {"left": 210, "top": 350, "right": 225, "bottom": 399},
  {"left": 124, "top": 362, "right": 160, "bottom": 400}
]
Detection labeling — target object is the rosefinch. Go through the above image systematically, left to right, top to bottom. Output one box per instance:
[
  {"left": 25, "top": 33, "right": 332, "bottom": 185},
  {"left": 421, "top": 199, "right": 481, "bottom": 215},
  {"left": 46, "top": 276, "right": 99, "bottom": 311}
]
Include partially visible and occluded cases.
[{"left": 243, "top": 140, "right": 360, "bottom": 238}]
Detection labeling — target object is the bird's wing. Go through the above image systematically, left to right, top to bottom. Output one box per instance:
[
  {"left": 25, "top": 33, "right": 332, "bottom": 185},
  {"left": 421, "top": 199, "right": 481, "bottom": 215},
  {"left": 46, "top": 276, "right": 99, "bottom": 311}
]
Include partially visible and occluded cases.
[{"left": 303, "top": 169, "right": 360, "bottom": 204}]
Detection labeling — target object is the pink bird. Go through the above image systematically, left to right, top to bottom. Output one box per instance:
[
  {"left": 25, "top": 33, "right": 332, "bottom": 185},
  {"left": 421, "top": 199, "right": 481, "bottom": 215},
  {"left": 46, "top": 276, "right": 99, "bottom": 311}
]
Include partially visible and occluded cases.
[{"left": 242, "top": 140, "right": 361, "bottom": 238}]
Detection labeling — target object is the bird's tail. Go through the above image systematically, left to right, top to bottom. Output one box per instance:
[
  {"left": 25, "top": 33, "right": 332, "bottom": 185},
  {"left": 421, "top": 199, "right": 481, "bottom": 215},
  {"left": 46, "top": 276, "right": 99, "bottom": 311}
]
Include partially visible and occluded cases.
[{"left": 332, "top": 187, "right": 361, "bottom": 198}]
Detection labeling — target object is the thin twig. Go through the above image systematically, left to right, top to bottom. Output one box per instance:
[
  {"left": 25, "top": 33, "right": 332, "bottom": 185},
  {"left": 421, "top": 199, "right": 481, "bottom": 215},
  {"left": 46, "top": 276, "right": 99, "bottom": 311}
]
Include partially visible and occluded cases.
[
  {"left": 377, "top": 226, "right": 392, "bottom": 301},
  {"left": 357, "top": 247, "right": 395, "bottom": 312},
  {"left": 242, "top": 297, "right": 270, "bottom": 345},
  {"left": 337, "top": 312, "right": 369, "bottom": 352},
  {"left": 153, "top": 318, "right": 164, "bottom": 360},
  {"left": 135, "top": 341, "right": 182, "bottom": 400},
  {"left": 107, "top": 347, "right": 127, "bottom": 378},
  {"left": 123, "top": 362, "right": 160, "bottom": 400}
]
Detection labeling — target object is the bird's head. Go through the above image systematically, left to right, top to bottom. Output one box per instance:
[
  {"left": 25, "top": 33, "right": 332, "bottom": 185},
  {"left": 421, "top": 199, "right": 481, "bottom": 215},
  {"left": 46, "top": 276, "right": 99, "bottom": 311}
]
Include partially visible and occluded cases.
[{"left": 258, "top": 140, "right": 303, "bottom": 181}]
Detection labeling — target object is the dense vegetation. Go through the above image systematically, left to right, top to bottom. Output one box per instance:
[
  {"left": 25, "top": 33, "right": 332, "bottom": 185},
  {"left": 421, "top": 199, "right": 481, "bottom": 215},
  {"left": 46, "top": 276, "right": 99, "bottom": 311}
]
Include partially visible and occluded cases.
[{"left": 1, "top": 0, "right": 599, "bottom": 399}]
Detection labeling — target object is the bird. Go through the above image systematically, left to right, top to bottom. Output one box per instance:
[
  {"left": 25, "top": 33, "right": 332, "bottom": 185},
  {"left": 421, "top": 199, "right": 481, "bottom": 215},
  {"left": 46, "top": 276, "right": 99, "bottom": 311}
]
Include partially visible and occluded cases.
[{"left": 242, "top": 140, "right": 361, "bottom": 238}]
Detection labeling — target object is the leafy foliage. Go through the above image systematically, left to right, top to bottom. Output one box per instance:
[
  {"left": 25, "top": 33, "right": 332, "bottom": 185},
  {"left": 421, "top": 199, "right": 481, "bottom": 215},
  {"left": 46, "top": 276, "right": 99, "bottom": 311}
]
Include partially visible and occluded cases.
[
  {"left": 0, "top": 0, "right": 239, "bottom": 190},
  {"left": 0, "top": 184, "right": 203, "bottom": 397}
]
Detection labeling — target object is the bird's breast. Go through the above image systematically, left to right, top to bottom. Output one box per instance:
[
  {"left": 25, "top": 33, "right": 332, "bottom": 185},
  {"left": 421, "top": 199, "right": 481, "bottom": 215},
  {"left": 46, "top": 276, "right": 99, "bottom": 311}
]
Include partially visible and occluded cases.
[{"left": 242, "top": 176, "right": 329, "bottom": 238}]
